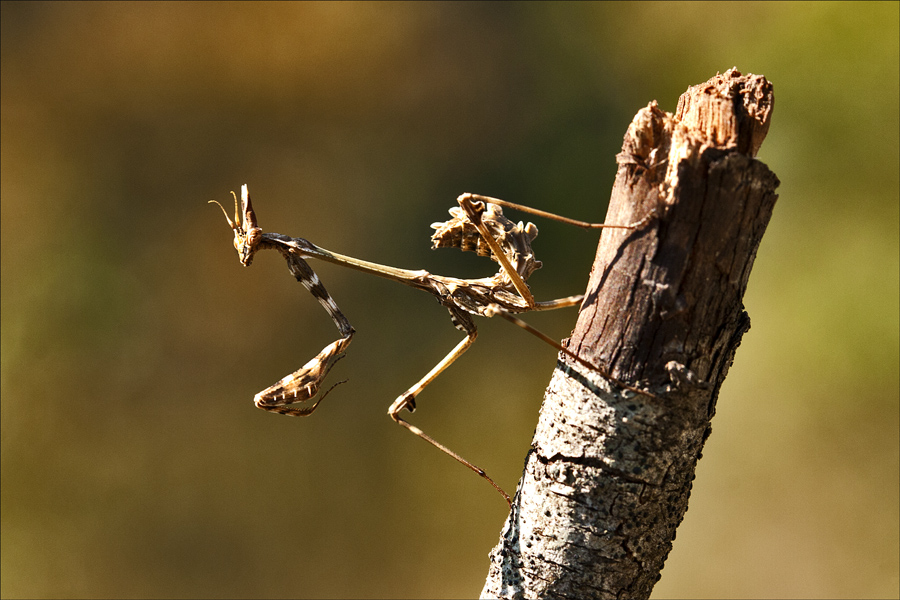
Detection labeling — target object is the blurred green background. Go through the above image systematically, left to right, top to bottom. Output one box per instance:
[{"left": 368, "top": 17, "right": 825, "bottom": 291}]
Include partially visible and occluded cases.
[{"left": 2, "top": 2, "right": 897, "bottom": 598}]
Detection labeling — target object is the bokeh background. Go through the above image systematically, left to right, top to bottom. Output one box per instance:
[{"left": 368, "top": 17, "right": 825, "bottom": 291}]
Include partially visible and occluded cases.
[{"left": 2, "top": 2, "right": 897, "bottom": 598}]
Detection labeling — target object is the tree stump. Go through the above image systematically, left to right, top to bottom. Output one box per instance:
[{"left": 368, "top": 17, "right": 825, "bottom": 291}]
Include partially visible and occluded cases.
[{"left": 482, "top": 68, "right": 779, "bottom": 599}]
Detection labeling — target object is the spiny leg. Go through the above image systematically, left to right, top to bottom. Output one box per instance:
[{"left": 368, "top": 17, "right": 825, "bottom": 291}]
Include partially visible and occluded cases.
[
  {"left": 211, "top": 185, "right": 355, "bottom": 414},
  {"left": 253, "top": 251, "right": 355, "bottom": 415},
  {"left": 285, "top": 252, "right": 354, "bottom": 339},
  {"left": 387, "top": 331, "right": 513, "bottom": 508},
  {"left": 255, "top": 335, "right": 352, "bottom": 415}
]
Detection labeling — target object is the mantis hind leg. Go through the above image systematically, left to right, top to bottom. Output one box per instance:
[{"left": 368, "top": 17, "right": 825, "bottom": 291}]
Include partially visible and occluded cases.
[{"left": 387, "top": 331, "right": 513, "bottom": 508}]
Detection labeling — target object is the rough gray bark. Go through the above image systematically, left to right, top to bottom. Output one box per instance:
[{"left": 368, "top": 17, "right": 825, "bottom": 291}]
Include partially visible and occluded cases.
[{"left": 481, "top": 69, "right": 779, "bottom": 599}]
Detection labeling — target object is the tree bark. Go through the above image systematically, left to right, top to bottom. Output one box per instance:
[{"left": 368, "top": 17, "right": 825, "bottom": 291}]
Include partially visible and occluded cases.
[{"left": 481, "top": 68, "right": 779, "bottom": 599}]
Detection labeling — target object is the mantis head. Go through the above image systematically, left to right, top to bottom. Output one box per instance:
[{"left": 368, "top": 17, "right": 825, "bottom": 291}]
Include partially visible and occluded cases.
[{"left": 210, "top": 184, "right": 263, "bottom": 266}]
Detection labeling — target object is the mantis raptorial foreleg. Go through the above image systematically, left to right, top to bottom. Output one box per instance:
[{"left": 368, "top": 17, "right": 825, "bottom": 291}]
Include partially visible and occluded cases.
[{"left": 211, "top": 190, "right": 354, "bottom": 417}]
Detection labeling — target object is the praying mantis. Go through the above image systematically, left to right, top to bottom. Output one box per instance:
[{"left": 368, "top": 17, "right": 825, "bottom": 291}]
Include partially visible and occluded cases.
[{"left": 211, "top": 185, "right": 652, "bottom": 506}]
